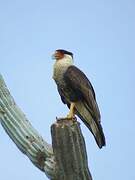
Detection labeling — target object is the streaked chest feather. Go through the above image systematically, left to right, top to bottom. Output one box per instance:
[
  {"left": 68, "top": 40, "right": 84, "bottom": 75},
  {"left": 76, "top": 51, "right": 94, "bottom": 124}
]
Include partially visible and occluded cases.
[{"left": 53, "top": 56, "right": 73, "bottom": 85}]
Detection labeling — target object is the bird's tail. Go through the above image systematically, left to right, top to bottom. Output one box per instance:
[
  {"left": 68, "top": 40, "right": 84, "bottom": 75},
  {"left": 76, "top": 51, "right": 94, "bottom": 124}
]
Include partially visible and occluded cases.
[{"left": 75, "top": 102, "right": 106, "bottom": 148}]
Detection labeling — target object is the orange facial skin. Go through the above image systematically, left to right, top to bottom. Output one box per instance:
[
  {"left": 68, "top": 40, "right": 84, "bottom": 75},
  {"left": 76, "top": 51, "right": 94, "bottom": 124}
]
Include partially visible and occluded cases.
[{"left": 54, "top": 51, "right": 65, "bottom": 60}]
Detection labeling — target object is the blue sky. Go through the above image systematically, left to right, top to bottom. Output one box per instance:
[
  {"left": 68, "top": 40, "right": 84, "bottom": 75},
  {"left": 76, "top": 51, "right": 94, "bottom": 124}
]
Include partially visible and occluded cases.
[{"left": 0, "top": 0, "right": 135, "bottom": 179}]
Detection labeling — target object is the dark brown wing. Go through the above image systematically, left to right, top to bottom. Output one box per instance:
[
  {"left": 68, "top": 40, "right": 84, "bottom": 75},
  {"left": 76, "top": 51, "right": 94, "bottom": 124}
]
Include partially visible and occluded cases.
[
  {"left": 64, "top": 65, "right": 100, "bottom": 121},
  {"left": 64, "top": 65, "right": 106, "bottom": 148}
]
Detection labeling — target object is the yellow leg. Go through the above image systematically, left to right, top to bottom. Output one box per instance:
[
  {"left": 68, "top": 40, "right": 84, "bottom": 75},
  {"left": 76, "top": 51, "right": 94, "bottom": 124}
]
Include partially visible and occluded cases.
[{"left": 66, "top": 102, "right": 76, "bottom": 119}]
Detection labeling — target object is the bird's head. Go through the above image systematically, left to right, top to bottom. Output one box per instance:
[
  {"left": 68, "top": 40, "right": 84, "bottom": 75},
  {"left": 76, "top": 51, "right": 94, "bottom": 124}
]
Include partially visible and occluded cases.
[{"left": 52, "top": 49, "right": 73, "bottom": 61}]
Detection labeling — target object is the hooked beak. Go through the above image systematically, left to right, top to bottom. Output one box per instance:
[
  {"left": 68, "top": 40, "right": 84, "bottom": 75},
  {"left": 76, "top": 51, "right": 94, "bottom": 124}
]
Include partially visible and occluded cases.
[
  {"left": 52, "top": 51, "right": 64, "bottom": 60},
  {"left": 51, "top": 52, "right": 60, "bottom": 60},
  {"left": 51, "top": 53, "right": 56, "bottom": 60}
]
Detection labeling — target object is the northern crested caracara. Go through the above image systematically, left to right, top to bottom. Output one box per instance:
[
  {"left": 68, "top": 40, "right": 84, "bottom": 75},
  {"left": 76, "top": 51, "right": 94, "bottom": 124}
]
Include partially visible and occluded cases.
[{"left": 52, "top": 49, "right": 106, "bottom": 148}]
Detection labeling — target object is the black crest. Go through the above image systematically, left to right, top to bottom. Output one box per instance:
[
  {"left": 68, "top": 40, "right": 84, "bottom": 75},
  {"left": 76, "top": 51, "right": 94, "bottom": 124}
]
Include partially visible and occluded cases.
[{"left": 56, "top": 49, "right": 73, "bottom": 58}]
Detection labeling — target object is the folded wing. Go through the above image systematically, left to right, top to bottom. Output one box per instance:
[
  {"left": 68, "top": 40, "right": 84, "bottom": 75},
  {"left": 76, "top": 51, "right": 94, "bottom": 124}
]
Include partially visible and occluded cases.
[{"left": 64, "top": 66, "right": 106, "bottom": 148}]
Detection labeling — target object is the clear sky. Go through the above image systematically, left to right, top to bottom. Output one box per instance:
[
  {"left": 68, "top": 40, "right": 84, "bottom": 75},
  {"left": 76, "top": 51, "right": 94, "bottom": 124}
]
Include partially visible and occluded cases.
[{"left": 0, "top": 0, "right": 135, "bottom": 179}]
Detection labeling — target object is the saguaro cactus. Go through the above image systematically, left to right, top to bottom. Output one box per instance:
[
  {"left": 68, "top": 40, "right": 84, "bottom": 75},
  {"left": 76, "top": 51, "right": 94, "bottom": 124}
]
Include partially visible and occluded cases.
[
  {"left": 0, "top": 74, "right": 92, "bottom": 180},
  {"left": 0, "top": 74, "right": 56, "bottom": 179},
  {"left": 51, "top": 118, "right": 92, "bottom": 180}
]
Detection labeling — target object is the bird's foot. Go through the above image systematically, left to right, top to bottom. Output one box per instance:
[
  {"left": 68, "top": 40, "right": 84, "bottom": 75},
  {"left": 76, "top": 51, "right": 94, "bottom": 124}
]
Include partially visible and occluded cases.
[
  {"left": 66, "top": 113, "right": 75, "bottom": 120},
  {"left": 56, "top": 116, "right": 76, "bottom": 122}
]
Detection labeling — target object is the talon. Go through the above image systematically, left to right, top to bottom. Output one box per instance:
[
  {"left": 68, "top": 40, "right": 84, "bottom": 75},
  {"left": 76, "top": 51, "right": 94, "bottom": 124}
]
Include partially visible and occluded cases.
[{"left": 66, "top": 114, "right": 75, "bottom": 119}]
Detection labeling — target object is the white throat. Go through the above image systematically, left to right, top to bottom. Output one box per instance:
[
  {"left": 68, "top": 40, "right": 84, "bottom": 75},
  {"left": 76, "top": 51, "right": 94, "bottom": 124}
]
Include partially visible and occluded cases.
[{"left": 53, "top": 55, "right": 74, "bottom": 82}]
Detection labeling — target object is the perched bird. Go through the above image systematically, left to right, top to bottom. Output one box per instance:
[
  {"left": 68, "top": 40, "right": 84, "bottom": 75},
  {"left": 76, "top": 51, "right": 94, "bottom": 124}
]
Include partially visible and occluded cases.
[{"left": 52, "top": 49, "right": 105, "bottom": 148}]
